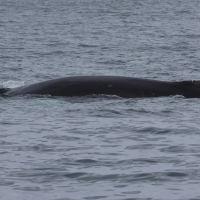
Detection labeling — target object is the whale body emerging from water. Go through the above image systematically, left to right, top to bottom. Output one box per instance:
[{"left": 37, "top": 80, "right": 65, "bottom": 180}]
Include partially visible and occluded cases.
[{"left": 1, "top": 76, "right": 200, "bottom": 98}]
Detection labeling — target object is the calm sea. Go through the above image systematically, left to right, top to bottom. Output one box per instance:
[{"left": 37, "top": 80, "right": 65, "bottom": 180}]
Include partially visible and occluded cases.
[{"left": 1, "top": 0, "right": 200, "bottom": 199}]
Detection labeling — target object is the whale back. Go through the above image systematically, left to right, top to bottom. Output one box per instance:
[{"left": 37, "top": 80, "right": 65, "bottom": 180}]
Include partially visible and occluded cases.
[{"left": 4, "top": 76, "right": 200, "bottom": 98}]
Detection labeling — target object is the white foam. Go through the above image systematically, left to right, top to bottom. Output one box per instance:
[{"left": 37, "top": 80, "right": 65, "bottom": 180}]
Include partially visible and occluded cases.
[{"left": 2, "top": 81, "right": 25, "bottom": 88}]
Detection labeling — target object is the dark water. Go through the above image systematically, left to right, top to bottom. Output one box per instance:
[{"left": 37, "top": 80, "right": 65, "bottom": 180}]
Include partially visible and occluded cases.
[{"left": 1, "top": 0, "right": 200, "bottom": 199}]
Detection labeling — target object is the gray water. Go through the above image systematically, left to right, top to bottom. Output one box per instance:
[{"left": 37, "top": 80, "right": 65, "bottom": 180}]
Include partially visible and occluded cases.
[{"left": 1, "top": 0, "right": 200, "bottom": 199}]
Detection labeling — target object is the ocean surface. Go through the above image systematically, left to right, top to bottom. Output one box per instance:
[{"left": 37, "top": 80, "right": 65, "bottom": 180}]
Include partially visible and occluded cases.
[{"left": 1, "top": 0, "right": 200, "bottom": 199}]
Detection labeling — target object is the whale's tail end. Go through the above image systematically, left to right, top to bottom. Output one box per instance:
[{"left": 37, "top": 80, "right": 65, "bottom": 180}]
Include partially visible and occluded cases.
[{"left": 0, "top": 88, "right": 10, "bottom": 95}]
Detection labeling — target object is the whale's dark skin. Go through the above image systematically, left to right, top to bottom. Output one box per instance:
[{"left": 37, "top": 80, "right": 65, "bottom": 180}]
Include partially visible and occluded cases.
[{"left": 1, "top": 76, "right": 200, "bottom": 98}]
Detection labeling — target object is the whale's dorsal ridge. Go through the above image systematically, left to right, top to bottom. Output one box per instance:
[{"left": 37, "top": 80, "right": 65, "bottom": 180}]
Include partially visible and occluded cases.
[{"left": 3, "top": 76, "right": 200, "bottom": 98}]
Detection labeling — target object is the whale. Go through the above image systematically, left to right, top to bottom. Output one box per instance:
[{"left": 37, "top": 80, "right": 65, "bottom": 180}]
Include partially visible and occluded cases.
[{"left": 1, "top": 76, "right": 200, "bottom": 98}]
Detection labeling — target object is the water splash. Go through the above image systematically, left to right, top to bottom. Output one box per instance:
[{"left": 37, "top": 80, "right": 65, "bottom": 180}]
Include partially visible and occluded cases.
[{"left": 2, "top": 81, "right": 25, "bottom": 88}]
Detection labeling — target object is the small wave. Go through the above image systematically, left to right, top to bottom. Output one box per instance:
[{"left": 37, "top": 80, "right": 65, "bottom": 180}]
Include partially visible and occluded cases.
[
  {"left": 2, "top": 80, "right": 25, "bottom": 88},
  {"left": 173, "top": 95, "right": 185, "bottom": 98}
]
